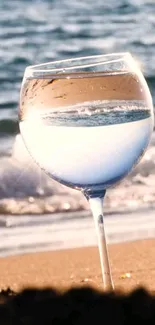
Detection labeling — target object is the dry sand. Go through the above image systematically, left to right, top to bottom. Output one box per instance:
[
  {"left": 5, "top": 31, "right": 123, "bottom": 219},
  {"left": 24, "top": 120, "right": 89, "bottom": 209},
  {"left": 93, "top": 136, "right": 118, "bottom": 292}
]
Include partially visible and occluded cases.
[{"left": 0, "top": 239, "right": 155, "bottom": 293}]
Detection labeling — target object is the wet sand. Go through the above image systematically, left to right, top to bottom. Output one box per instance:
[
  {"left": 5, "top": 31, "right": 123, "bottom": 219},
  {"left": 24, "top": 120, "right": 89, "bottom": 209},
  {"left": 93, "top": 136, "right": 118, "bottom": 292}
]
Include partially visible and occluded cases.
[{"left": 0, "top": 239, "right": 155, "bottom": 293}]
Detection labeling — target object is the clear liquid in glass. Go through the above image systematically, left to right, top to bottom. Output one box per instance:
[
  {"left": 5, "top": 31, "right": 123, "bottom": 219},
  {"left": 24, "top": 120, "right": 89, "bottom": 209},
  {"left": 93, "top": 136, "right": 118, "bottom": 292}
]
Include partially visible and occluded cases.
[{"left": 20, "top": 97, "right": 152, "bottom": 195}]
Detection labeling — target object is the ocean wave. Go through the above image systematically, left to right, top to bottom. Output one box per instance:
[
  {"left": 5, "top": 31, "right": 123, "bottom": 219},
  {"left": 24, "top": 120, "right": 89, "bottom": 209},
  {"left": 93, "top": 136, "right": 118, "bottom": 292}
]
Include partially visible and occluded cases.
[
  {"left": 146, "top": 75, "right": 155, "bottom": 88},
  {"left": 0, "top": 102, "right": 17, "bottom": 110},
  {"left": 0, "top": 108, "right": 155, "bottom": 138},
  {"left": 0, "top": 119, "right": 19, "bottom": 136},
  {"left": 0, "top": 134, "right": 71, "bottom": 198}
]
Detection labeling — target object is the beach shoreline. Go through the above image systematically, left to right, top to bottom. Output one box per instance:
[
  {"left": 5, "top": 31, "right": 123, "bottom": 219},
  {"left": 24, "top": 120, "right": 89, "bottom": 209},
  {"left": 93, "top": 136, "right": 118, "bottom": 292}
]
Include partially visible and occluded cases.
[
  {"left": 0, "top": 207, "right": 155, "bottom": 257},
  {"left": 0, "top": 207, "right": 155, "bottom": 294},
  {"left": 0, "top": 238, "right": 155, "bottom": 294}
]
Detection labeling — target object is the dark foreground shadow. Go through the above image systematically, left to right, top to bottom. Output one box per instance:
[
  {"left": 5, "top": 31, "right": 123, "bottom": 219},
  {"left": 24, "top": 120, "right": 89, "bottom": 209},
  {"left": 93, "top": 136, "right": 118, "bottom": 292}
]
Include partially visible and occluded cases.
[{"left": 0, "top": 286, "right": 155, "bottom": 324}]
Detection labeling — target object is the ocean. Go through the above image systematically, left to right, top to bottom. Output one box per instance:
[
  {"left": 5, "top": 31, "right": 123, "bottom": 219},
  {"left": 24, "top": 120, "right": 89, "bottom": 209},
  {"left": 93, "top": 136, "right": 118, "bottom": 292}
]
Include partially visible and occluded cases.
[
  {"left": 0, "top": 0, "right": 155, "bottom": 255},
  {"left": 1, "top": 0, "right": 155, "bottom": 156}
]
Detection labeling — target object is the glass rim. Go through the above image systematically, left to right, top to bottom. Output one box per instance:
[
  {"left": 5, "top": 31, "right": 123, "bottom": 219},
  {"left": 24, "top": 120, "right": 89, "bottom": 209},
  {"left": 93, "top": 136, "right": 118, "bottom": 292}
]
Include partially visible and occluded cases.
[{"left": 24, "top": 52, "right": 134, "bottom": 77}]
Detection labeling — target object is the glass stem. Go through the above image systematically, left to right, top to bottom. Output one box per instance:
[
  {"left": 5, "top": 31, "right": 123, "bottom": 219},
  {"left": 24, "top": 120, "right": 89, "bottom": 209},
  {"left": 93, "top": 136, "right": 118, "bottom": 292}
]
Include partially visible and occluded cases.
[{"left": 89, "top": 195, "right": 114, "bottom": 291}]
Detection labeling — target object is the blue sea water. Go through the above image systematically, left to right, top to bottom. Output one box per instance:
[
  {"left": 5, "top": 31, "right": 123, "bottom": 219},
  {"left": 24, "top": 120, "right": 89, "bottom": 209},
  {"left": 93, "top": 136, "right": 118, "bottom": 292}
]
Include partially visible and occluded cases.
[
  {"left": 0, "top": 0, "right": 155, "bottom": 203},
  {"left": 0, "top": 0, "right": 155, "bottom": 151}
]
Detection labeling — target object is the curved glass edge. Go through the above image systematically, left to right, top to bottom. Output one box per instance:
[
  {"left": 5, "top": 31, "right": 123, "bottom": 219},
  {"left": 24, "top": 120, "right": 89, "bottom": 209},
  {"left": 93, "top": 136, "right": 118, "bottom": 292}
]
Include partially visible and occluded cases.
[{"left": 24, "top": 52, "right": 137, "bottom": 79}]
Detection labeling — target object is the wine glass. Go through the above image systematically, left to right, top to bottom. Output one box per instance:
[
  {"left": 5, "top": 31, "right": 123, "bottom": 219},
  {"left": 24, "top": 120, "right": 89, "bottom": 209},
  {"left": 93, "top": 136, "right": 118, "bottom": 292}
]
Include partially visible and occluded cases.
[{"left": 19, "top": 53, "right": 154, "bottom": 291}]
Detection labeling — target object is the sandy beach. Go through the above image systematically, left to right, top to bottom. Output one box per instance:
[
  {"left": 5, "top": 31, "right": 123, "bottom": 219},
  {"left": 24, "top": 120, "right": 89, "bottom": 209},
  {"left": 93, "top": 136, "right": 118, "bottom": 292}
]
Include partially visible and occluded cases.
[{"left": 0, "top": 239, "right": 155, "bottom": 294}]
